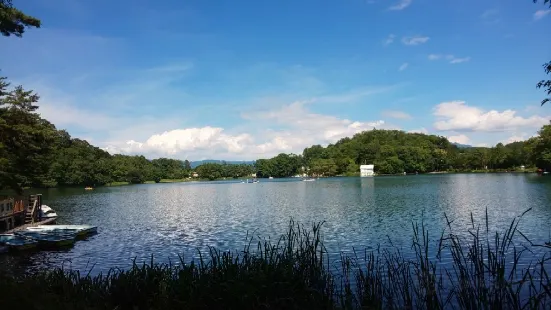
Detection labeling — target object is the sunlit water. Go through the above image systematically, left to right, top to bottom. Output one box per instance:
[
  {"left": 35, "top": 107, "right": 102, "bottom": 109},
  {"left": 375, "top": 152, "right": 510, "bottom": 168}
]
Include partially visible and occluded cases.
[{"left": 2, "top": 174, "right": 551, "bottom": 276}]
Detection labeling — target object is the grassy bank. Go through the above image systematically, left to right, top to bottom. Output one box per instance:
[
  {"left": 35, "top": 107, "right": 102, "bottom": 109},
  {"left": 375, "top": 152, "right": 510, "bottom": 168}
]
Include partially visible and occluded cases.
[{"left": 1, "top": 213, "right": 550, "bottom": 309}]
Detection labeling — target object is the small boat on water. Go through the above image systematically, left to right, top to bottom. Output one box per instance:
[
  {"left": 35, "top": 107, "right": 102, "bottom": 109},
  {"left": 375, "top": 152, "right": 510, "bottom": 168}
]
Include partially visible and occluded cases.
[
  {"left": 303, "top": 178, "right": 316, "bottom": 182},
  {"left": 85, "top": 187, "right": 93, "bottom": 190},
  {"left": 40, "top": 205, "right": 58, "bottom": 219},
  {"left": 25, "top": 225, "right": 97, "bottom": 238},
  {"left": 16, "top": 231, "right": 76, "bottom": 248},
  {"left": 0, "top": 234, "right": 38, "bottom": 251}
]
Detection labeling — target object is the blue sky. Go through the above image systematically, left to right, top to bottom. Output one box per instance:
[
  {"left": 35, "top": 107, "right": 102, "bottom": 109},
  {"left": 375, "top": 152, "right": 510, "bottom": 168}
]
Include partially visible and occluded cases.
[{"left": 2, "top": 0, "right": 551, "bottom": 160}]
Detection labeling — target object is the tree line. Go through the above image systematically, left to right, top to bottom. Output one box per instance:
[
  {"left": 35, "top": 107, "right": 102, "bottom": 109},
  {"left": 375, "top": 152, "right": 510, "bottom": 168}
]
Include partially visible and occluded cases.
[
  {"left": 0, "top": 81, "right": 194, "bottom": 193},
  {"left": 255, "top": 127, "right": 551, "bottom": 177}
]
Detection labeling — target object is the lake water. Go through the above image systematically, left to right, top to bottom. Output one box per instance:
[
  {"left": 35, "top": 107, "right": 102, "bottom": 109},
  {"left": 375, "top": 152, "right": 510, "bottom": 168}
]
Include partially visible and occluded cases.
[{"left": 2, "top": 173, "right": 551, "bottom": 275}]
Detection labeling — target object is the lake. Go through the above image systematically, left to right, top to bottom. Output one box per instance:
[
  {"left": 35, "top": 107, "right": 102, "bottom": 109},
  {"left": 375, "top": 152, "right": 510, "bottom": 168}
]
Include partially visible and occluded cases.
[{"left": 2, "top": 173, "right": 551, "bottom": 275}]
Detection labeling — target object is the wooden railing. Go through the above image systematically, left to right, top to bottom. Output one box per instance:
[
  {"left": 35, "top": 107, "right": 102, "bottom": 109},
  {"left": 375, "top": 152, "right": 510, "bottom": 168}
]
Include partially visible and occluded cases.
[{"left": 28, "top": 199, "right": 38, "bottom": 224}]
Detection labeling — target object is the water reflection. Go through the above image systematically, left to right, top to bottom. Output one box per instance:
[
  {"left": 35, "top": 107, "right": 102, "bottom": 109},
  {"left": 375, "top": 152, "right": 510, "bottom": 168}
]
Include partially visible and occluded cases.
[{"left": 1, "top": 174, "right": 549, "bottom": 275}]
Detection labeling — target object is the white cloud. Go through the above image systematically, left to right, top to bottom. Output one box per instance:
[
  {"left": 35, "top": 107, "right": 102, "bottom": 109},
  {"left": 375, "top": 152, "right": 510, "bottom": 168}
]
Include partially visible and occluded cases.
[
  {"left": 389, "top": 0, "right": 412, "bottom": 11},
  {"left": 480, "top": 9, "right": 500, "bottom": 23},
  {"left": 534, "top": 9, "right": 551, "bottom": 20},
  {"left": 383, "top": 34, "right": 395, "bottom": 46},
  {"left": 402, "top": 36, "right": 429, "bottom": 46},
  {"left": 428, "top": 54, "right": 470, "bottom": 64},
  {"left": 449, "top": 57, "right": 470, "bottom": 64},
  {"left": 398, "top": 62, "right": 409, "bottom": 71},
  {"left": 104, "top": 100, "right": 388, "bottom": 160},
  {"left": 433, "top": 101, "right": 549, "bottom": 132},
  {"left": 382, "top": 110, "right": 412, "bottom": 119},
  {"left": 104, "top": 127, "right": 254, "bottom": 157},
  {"left": 408, "top": 127, "right": 428, "bottom": 134},
  {"left": 501, "top": 132, "right": 538, "bottom": 144},
  {"left": 447, "top": 134, "right": 470, "bottom": 145},
  {"left": 504, "top": 135, "right": 525, "bottom": 144}
]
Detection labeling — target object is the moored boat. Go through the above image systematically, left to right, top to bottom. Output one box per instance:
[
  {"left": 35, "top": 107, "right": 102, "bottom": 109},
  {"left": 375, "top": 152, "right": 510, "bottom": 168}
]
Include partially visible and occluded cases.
[
  {"left": 40, "top": 204, "right": 58, "bottom": 219},
  {"left": 25, "top": 224, "right": 97, "bottom": 238},
  {"left": 16, "top": 231, "right": 74, "bottom": 248},
  {"left": 16, "top": 231, "right": 76, "bottom": 248},
  {"left": 0, "top": 234, "right": 38, "bottom": 251}
]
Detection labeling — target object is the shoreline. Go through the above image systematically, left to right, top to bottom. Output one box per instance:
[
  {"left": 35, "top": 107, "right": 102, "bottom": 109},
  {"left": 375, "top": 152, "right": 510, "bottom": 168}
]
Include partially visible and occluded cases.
[{"left": 11, "top": 170, "right": 538, "bottom": 192}]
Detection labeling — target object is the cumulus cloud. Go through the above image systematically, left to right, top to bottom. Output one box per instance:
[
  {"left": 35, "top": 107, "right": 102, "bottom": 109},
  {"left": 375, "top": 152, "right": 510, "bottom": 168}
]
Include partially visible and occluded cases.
[
  {"left": 389, "top": 0, "right": 412, "bottom": 11},
  {"left": 534, "top": 9, "right": 551, "bottom": 20},
  {"left": 383, "top": 34, "right": 395, "bottom": 46},
  {"left": 402, "top": 36, "right": 429, "bottom": 46},
  {"left": 398, "top": 63, "right": 409, "bottom": 71},
  {"left": 104, "top": 100, "right": 388, "bottom": 160},
  {"left": 242, "top": 100, "right": 386, "bottom": 144},
  {"left": 433, "top": 101, "right": 549, "bottom": 132},
  {"left": 382, "top": 110, "right": 412, "bottom": 119},
  {"left": 104, "top": 127, "right": 254, "bottom": 157},
  {"left": 501, "top": 132, "right": 538, "bottom": 144},
  {"left": 447, "top": 134, "right": 470, "bottom": 145},
  {"left": 504, "top": 135, "right": 525, "bottom": 144}
]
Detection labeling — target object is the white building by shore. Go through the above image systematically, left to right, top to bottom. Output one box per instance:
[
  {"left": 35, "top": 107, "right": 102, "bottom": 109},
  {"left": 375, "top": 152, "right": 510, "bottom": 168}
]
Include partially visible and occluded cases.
[{"left": 360, "top": 165, "right": 374, "bottom": 177}]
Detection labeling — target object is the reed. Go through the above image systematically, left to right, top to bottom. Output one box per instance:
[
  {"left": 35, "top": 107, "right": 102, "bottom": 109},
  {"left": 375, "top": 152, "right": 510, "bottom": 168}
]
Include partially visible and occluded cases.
[{"left": 0, "top": 212, "right": 549, "bottom": 309}]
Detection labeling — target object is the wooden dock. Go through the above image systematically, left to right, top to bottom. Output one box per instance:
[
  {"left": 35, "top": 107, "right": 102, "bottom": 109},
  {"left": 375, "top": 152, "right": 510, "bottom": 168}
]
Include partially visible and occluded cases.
[{"left": 5, "top": 217, "right": 56, "bottom": 234}]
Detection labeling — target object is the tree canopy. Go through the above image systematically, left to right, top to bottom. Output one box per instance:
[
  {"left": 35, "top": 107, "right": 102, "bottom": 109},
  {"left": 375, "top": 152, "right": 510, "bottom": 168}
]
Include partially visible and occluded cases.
[
  {"left": 0, "top": 0, "right": 41, "bottom": 37},
  {"left": 533, "top": 0, "right": 551, "bottom": 105},
  {"left": 537, "top": 61, "right": 551, "bottom": 106}
]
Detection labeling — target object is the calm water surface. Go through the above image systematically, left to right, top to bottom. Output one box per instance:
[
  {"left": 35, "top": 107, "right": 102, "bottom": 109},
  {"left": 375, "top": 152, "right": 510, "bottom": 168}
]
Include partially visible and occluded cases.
[{"left": 2, "top": 174, "right": 551, "bottom": 275}]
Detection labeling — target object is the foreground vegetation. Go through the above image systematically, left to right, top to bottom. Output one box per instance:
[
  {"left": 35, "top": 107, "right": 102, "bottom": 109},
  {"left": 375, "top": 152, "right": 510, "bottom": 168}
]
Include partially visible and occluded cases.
[{"left": 0, "top": 214, "right": 549, "bottom": 309}]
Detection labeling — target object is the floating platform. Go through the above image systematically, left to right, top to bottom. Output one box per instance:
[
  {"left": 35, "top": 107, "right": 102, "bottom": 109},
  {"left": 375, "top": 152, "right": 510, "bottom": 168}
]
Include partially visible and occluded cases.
[{"left": 5, "top": 217, "right": 57, "bottom": 234}]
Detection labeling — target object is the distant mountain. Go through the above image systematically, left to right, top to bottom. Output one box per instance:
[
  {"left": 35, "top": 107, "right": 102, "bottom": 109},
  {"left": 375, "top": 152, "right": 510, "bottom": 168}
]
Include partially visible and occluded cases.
[
  {"left": 452, "top": 142, "right": 472, "bottom": 149},
  {"left": 190, "top": 159, "right": 255, "bottom": 168}
]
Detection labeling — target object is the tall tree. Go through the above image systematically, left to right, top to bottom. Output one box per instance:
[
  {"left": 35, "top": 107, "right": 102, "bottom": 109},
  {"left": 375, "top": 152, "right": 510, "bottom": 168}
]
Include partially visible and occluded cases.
[
  {"left": 0, "top": 0, "right": 41, "bottom": 37},
  {"left": 0, "top": 78, "right": 56, "bottom": 193},
  {"left": 532, "top": 123, "right": 551, "bottom": 170}
]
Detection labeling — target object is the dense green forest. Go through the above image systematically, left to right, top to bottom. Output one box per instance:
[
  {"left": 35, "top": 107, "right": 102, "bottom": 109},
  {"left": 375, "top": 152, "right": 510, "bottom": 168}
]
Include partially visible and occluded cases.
[{"left": 257, "top": 127, "right": 551, "bottom": 177}]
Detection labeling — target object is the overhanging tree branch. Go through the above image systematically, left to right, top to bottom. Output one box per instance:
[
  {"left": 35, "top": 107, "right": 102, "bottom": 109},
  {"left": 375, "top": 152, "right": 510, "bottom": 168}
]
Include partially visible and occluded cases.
[{"left": 0, "top": 0, "right": 41, "bottom": 37}]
